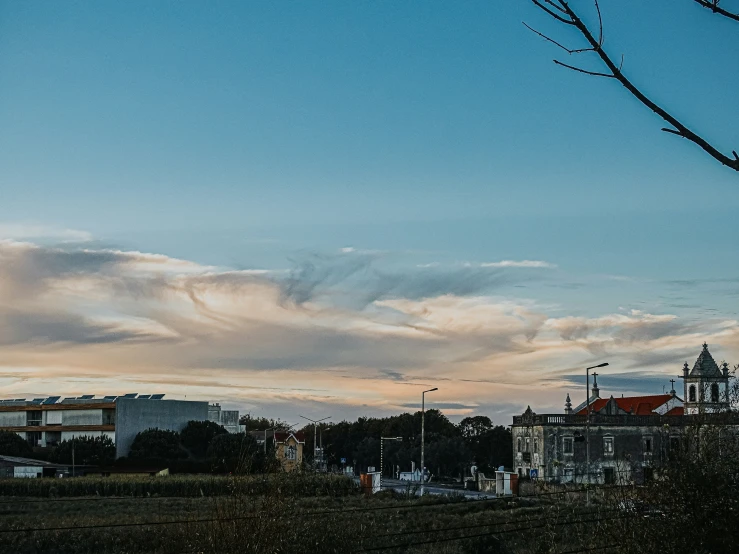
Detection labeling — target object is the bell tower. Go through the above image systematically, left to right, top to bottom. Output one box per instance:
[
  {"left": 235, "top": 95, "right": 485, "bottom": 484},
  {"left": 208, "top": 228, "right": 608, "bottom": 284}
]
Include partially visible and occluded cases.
[{"left": 683, "top": 343, "right": 730, "bottom": 415}]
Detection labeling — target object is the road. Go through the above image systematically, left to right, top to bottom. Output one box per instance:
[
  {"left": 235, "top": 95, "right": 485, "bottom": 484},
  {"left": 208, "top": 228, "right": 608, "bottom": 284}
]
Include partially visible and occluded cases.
[{"left": 378, "top": 478, "right": 494, "bottom": 499}]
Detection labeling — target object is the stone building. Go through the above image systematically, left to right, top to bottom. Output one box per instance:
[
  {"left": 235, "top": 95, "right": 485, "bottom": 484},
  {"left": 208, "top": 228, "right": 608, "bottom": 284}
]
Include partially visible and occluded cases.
[
  {"left": 511, "top": 343, "right": 731, "bottom": 485},
  {"left": 274, "top": 430, "right": 305, "bottom": 472}
]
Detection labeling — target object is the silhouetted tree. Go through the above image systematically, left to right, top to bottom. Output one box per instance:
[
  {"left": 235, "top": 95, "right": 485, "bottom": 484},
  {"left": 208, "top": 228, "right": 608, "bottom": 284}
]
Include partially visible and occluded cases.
[
  {"left": 180, "top": 420, "right": 227, "bottom": 458},
  {"left": 128, "top": 428, "right": 186, "bottom": 461},
  {"left": 0, "top": 431, "right": 32, "bottom": 457},
  {"left": 49, "top": 435, "right": 115, "bottom": 466}
]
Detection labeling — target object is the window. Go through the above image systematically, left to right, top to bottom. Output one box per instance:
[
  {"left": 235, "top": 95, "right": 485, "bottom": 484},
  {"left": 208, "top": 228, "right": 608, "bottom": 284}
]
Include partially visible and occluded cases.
[
  {"left": 711, "top": 383, "right": 720, "bottom": 403},
  {"left": 689, "top": 385, "right": 696, "bottom": 402},
  {"left": 26, "top": 411, "right": 42, "bottom": 426},
  {"left": 26, "top": 431, "right": 42, "bottom": 447},
  {"left": 563, "top": 437, "right": 573, "bottom": 454},
  {"left": 603, "top": 437, "right": 614, "bottom": 455},
  {"left": 643, "top": 437, "right": 652, "bottom": 453},
  {"left": 517, "top": 438, "right": 522, "bottom": 453},
  {"left": 525, "top": 438, "right": 530, "bottom": 452},
  {"left": 534, "top": 439, "right": 539, "bottom": 453},
  {"left": 284, "top": 445, "right": 297, "bottom": 460},
  {"left": 563, "top": 467, "right": 574, "bottom": 483},
  {"left": 603, "top": 467, "right": 615, "bottom": 485},
  {"left": 644, "top": 467, "right": 654, "bottom": 482}
]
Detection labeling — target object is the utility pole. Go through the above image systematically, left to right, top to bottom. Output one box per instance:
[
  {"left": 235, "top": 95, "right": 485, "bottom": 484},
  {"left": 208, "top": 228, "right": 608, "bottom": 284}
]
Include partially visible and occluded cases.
[
  {"left": 585, "top": 362, "right": 608, "bottom": 504},
  {"left": 420, "top": 387, "right": 438, "bottom": 496},
  {"left": 299, "top": 415, "right": 330, "bottom": 471},
  {"left": 72, "top": 437, "right": 75, "bottom": 478},
  {"left": 380, "top": 437, "right": 402, "bottom": 491}
]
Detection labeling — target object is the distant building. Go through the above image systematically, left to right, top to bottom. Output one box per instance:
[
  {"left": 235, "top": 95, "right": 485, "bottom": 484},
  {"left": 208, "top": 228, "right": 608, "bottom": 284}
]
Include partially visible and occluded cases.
[
  {"left": 511, "top": 343, "right": 732, "bottom": 485},
  {"left": 0, "top": 394, "right": 208, "bottom": 458},
  {"left": 208, "top": 404, "right": 240, "bottom": 433},
  {"left": 274, "top": 431, "right": 304, "bottom": 472},
  {"left": 0, "top": 454, "right": 71, "bottom": 478}
]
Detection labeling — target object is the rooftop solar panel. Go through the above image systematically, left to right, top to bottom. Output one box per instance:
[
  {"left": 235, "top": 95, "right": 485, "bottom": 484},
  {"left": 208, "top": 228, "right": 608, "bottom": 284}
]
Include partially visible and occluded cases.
[
  {"left": 150, "top": 394, "right": 165, "bottom": 400},
  {"left": 79, "top": 395, "right": 94, "bottom": 399},
  {"left": 137, "top": 395, "right": 151, "bottom": 399},
  {"left": 42, "top": 396, "right": 61, "bottom": 405}
]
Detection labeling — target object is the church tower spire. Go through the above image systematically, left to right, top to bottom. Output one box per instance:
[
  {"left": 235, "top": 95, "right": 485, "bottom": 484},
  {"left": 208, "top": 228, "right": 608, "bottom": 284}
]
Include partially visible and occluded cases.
[{"left": 683, "top": 343, "right": 730, "bottom": 414}]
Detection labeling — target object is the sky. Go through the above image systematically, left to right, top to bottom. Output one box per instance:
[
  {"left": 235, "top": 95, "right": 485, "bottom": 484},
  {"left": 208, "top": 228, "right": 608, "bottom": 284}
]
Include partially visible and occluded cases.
[{"left": 1, "top": 0, "right": 738, "bottom": 425}]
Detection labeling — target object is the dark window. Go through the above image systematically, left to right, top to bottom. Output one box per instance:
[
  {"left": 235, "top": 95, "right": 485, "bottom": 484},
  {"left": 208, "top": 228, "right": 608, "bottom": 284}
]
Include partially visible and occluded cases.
[
  {"left": 711, "top": 383, "right": 720, "bottom": 403},
  {"left": 689, "top": 385, "right": 696, "bottom": 402},
  {"left": 26, "top": 411, "right": 42, "bottom": 426},
  {"left": 26, "top": 431, "right": 42, "bottom": 447},
  {"left": 563, "top": 437, "right": 573, "bottom": 454},
  {"left": 603, "top": 437, "right": 614, "bottom": 455},
  {"left": 644, "top": 437, "right": 652, "bottom": 453},
  {"left": 670, "top": 437, "right": 680, "bottom": 450},
  {"left": 517, "top": 438, "right": 521, "bottom": 453},
  {"left": 534, "top": 439, "right": 538, "bottom": 453},
  {"left": 603, "top": 467, "right": 615, "bottom": 485}
]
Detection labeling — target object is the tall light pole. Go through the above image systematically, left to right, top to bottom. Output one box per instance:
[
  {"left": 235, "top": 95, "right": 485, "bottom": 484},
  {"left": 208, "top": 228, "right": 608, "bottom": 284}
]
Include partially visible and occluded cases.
[
  {"left": 586, "top": 362, "right": 608, "bottom": 504},
  {"left": 421, "top": 387, "right": 438, "bottom": 496},
  {"left": 300, "top": 415, "right": 330, "bottom": 471},
  {"left": 380, "top": 436, "right": 402, "bottom": 491}
]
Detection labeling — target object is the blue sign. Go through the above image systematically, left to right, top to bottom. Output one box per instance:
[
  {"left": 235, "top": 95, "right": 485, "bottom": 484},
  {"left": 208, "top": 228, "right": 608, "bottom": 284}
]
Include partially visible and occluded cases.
[
  {"left": 341, "top": 458, "right": 346, "bottom": 464},
  {"left": 530, "top": 469, "right": 538, "bottom": 479}
]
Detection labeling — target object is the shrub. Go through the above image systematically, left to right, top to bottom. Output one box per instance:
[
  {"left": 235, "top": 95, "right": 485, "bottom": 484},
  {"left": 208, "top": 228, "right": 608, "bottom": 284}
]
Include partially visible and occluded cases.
[
  {"left": 180, "top": 420, "right": 227, "bottom": 458},
  {"left": 128, "top": 429, "right": 186, "bottom": 462},
  {"left": 0, "top": 431, "right": 33, "bottom": 457}
]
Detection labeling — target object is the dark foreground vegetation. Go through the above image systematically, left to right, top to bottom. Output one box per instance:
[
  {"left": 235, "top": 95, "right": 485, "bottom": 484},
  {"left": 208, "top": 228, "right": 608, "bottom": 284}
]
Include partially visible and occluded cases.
[{"left": 1, "top": 438, "right": 738, "bottom": 554}]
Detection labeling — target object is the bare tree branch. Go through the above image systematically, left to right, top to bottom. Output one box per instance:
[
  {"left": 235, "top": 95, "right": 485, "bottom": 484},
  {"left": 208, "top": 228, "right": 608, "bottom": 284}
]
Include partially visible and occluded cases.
[
  {"left": 530, "top": 0, "right": 739, "bottom": 172},
  {"left": 532, "top": 0, "right": 575, "bottom": 25},
  {"left": 693, "top": 0, "right": 739, "bottom": 23},
  {"left": 522, "top": 22, "right": 594, "bottom": 54},
  {"left": 553, "top": 59, "right": 614, "bottom": 78}
]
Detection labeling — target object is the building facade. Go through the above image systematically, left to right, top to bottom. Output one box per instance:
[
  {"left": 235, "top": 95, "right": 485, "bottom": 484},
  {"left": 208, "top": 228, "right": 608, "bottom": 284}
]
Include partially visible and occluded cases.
[
  {"left": 511, "top": 344, "right": 731, "bottom": 485},
  {"left": 0, "top": 394, "right": 208, "bottom": 458},
  {"left": 207, "top": 403, "right": 240, "bottom": 434},
  {"left": 274, "top": 431, "right": 304, "bottom": 472}
]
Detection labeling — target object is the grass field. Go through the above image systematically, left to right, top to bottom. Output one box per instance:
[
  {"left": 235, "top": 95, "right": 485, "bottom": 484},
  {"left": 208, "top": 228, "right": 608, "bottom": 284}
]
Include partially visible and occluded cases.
[{"left": 0, "top": 475, "right": 613, "bottom": 554}]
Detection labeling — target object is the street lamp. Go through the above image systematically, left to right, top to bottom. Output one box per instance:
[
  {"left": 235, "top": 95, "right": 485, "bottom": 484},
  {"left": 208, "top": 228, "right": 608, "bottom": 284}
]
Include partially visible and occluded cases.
[
  {"left": 586, "top": 362, "right": 608, "bottom": 504},
  {"left": 421, "top": 387, "right": 438, "bottom": 496},
  {"left": 299, "top": 415, "right": 330, "bottom": 471},
  {"left": 380, "top": 436, "right": 402, "bottom": 491}
]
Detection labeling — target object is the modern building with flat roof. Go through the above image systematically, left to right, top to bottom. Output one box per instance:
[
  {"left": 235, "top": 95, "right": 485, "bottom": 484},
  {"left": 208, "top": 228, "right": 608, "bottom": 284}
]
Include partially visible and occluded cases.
[{"left": 0, "top": 394, "right": 208, "bottom": 458}]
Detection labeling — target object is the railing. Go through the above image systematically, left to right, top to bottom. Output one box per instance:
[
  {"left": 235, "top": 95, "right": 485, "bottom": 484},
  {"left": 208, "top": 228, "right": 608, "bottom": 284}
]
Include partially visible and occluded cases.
[{"left": 512, "top": 413, "right": 738, "bottom": 426}]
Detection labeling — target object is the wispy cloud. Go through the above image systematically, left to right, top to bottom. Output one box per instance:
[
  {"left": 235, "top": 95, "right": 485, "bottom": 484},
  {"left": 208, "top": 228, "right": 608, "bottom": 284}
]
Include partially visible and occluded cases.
[
  {"left": 0, "top": 223, "right": 93, "bottom": 243},
  {"left": 0, "top": 239, "right": 737, "bottom": 423},
  {"left": 478, "top": 260, "right": 556, "bottom": 269}
]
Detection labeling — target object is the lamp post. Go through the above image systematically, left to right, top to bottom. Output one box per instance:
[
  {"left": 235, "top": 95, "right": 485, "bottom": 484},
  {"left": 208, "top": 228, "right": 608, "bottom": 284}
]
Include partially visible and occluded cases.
[
  {"left": 586, "top": 362, "right": 608, "bottom": 504},
  {"left": 421, "top": 387, "right": 438, "bottom": 496},
  {"left": 300, "top": 415, "right": 330, "bottom": 471},
  {"left": 380, "top": 437, "right": 402, "bottom": 491}
]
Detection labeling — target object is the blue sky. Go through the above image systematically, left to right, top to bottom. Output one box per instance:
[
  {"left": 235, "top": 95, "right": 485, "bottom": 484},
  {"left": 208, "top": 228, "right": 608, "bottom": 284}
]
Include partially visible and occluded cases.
[{"left": 0, "top": 1, "right": 738, "bottom": 422}]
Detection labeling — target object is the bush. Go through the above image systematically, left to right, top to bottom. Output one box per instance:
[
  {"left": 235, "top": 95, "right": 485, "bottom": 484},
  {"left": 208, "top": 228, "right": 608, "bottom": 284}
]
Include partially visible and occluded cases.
[
  {"left": 180, "top": 420, "right": 228, "bottom": 458},
  {"left": 128, "top": 429, "right": 186, "bottom": 462},
  {"left": 0, "top": 431, "right": 33, "bottom": 457},
  {"left": 49, "top": 435, "right": 115, "bottom": 466}
]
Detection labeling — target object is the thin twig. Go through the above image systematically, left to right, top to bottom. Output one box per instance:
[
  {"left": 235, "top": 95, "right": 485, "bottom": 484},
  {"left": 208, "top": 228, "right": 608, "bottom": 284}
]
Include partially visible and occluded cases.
[
  {"left": 533, "top": 0, "right": 575, "bottom": 24},
  {"left": 693, "top": 0, "right": 739, "bottom": 22},
  {"left": 523, "top": 22, "right": 594, "bottom": 54},
  {"left": 553, "top": 59, "right": 614, "bottom": 78}
]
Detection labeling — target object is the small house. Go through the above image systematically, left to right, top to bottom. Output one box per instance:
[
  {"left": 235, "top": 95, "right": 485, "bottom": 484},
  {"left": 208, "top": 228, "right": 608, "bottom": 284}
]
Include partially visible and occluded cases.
[{"left": 273, "top": 431, "right": 304, "bottom": 472}]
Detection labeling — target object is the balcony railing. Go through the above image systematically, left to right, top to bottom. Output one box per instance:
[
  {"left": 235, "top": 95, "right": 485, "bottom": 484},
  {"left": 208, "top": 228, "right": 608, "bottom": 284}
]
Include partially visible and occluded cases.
[{"left": 512, "top": 413, "right": 739, "bottom": 426}]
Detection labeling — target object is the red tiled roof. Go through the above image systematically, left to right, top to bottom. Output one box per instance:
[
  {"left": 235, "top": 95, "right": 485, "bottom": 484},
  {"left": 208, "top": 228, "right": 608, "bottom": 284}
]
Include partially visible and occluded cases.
[
  {"left": 575, "top": 394, "right": 673, "bottom": 416},
  {"left": 664, "top": 406, "right": 684, "bottom": 416},
  {"left": 273, "top": 431, "right": 305, "bottom": 443}
]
